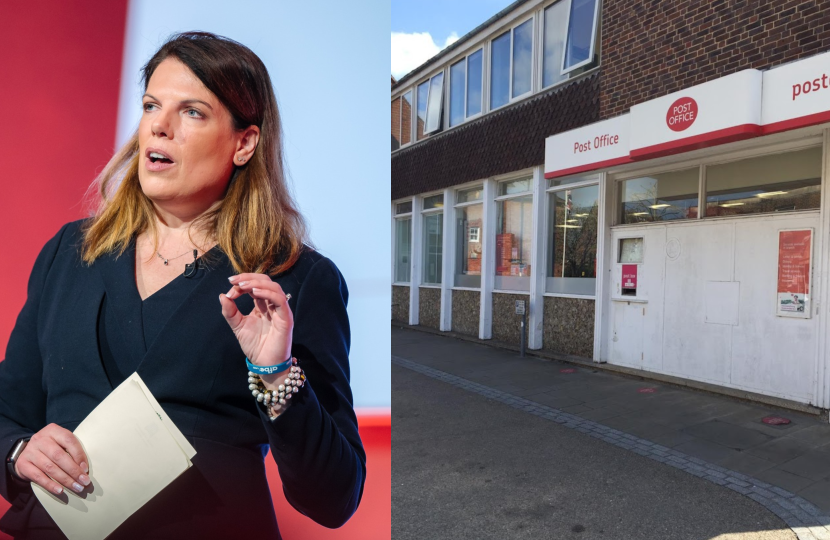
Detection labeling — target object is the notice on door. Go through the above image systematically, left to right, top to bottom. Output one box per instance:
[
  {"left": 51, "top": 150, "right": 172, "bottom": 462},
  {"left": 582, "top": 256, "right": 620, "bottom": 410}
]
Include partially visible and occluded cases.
[{"left": 777, "top": 229, "right": 812, "bottom": 318}]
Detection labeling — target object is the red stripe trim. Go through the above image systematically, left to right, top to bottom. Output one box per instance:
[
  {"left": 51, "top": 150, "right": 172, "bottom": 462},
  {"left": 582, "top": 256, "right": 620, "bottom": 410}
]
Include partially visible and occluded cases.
[
  {"left": 762, "top": 111, "right": 830, "bottom": 135},
  {"left": 629, "top": 124, "right": 761, "bottom": 160},
  {"left": 544, "top": 156, "right": 633, "bottom": 179}
]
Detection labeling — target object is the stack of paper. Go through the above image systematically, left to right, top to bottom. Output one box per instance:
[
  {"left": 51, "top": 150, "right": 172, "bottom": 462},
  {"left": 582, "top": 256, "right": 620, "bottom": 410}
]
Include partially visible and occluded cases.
[{"left": 32, "top": 372, "right": 197, "bottom": 540}]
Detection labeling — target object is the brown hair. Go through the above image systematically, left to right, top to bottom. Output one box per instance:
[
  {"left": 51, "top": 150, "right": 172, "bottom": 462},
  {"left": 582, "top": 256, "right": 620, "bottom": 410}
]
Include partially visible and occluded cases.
[{"left": 80, "top": 31, "right": 311, "bottom": 275}]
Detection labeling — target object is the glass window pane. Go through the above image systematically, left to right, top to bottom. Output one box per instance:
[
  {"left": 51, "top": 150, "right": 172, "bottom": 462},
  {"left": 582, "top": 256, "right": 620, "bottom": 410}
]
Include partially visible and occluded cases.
[
  {"left": 543, "top": 0, "right": 569, "bottom": 88},
  {"left": 563, "top": 0, "right": 597, "bottom": 71},
  {"left": 512, "top": 20, "right": 533, "bottom": 98},
  {"left": 490, "top": 31, "right": 511, "bottom": 109},
  {"left": 466, "top": 50, "right": 483, "bottom": 117},
  {"left": 449, "top": 60, "right": 466, "bottom": 127},
  {"left": 425, "top": 72, "right": 444, "bottom": 134},
  {"left": 416, "top": 81, "right": 429, "bottom": 140},
  {"left": 401, "top": 91, "right": 412, "bottom": 145},
  {"left": 391, "top": 98, "right": 401, "bottom": 151},
  {"left": 705, "top": 147, "right": 822, "bottom": 217},
  {"left": 620, "top": 169, "right": 699, "bottom": 224},
  {"left": 548, "top": 174, "right": 594, "bottom": 188},
  {"left": 499, "top": 177, "right": 532, "bottom": 196},
  {"left": 546, "top": 185, "right": 598, "bottom": 295},
  {"left": 457, "top": 186, "right": 483, "bottom": 204},
  {"left": 423, "top": 194, "right": 444, "bottom": 210},
  {"left": 495, "top": 195, "right": 533, "bottom": 291},
  {"left": 396, "top": 201, "right": 412, "bottom": 214},
  {"left": 455, "top": 204, "right": 483, "bottom": 287},
  {"left": 422, "top": 214, "right": 443, "bottom": 284},
  {"left": 395, "top": 218, "right": 412, "bottom": 282}
]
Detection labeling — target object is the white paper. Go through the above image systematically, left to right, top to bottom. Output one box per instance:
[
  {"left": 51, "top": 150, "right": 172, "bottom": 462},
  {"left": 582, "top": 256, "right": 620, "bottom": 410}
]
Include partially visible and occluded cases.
[{"left": 31, "top": 372, "right": 197, "bottom": 540}]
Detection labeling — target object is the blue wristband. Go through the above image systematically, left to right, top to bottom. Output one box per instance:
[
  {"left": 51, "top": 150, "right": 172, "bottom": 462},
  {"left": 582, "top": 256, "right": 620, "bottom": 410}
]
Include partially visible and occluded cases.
[{"left": 246, "top": 356, "right": 293, "bottom": 375}]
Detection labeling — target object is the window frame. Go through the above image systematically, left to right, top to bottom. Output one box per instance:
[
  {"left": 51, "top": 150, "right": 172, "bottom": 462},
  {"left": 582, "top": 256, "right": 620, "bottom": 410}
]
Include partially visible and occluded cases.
[
  {"left": 541, "top": 0, "right": 572, "bottom": 90},
  {"left": 560, "top": 0, "right": 601, "bottom": 75},
  {"left": 489, "top": 14, "right": 535, "bottom": 112},
  {"left": 449, "top": 47, "right": 485, "bottom": 128},
  {"left": 423, "top": 70, "right": 446, "bottom": 135},
  {"left": 399, "top": 89, "right": 413, "bottom": 148},
  {"left": 611, "top": 140, "right": 824, "bottom": 228},
  {"left": 493, "top": 175, "right": 534, "bottom": 291},
  {"left": 545, "top": 176, "right": 600, "bottom": 298},
  {"left": 453, "top": 183, "right": 485, "bottom": 290},
  {"left": 420, "top": 191, "right": 445, "bottom": 286},
  {"left": 393, "top": 199, "right": 414, "bottom": 285}
]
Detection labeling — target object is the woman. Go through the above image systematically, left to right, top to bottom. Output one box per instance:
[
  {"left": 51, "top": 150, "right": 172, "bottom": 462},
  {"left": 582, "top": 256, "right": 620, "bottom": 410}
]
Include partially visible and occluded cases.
[{"left": 0, "top": 32, "right": 365, "bottom": 539}]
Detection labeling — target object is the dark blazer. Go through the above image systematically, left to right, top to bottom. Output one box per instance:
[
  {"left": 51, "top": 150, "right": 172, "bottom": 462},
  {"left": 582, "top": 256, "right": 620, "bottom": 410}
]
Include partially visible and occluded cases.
[{"left": 0, "top": 219, "right": 366, "bottom": 539}]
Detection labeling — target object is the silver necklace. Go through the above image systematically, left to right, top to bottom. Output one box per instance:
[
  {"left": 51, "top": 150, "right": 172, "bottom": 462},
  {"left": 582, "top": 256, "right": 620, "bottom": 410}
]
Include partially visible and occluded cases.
[{"left": 156, "top": 248, "right": 197, "bottom": 266}]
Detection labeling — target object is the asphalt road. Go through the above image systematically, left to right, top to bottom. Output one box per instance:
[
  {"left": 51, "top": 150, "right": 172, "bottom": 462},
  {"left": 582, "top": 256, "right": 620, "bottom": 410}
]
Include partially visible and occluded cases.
[{"left": 392, "top": 364, "right": 796, "bottom": 540}]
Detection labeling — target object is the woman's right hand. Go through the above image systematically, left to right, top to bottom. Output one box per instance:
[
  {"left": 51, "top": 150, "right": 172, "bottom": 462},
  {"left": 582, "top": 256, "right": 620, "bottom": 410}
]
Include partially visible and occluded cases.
[{"left": 13, "top": 423, "right": 90, "bottom": 495}]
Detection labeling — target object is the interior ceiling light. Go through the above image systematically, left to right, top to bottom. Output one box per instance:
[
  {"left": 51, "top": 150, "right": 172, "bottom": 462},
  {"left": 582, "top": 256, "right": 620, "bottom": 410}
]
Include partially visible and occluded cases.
[
  {"left": 756, "top": 191, "right": 787, "bottom": 198},
  {"left": 720, "top": 202, "right": 745, "bottom": 207},
  {"left": 649, "top": 203, "right": 671, "bottom": 209},
  {"left": 632, "top": 212, "right": 649, "bottom": 216},
  {"left": 574, "top": 213, "right": 588, "bottom": 217}
]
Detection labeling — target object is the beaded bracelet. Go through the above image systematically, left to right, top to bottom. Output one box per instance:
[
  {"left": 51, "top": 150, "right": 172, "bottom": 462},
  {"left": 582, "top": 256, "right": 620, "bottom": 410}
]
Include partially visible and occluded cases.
[{"left": 248, "top": 357, "right": 306, "bottom": 421}]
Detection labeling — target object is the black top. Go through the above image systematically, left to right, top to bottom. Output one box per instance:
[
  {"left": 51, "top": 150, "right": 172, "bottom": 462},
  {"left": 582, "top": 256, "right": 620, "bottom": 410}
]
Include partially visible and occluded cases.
[
  {"left": 0, "top": 220, "right": 365, "bottom": 539},
  {"left": 98, "top": 245, "right": 213, "bottom": 389}
]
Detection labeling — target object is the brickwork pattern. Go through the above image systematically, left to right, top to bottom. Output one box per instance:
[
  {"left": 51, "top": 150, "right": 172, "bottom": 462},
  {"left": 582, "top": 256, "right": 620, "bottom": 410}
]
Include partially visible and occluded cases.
[{"left": 600, "top": 0, "right": 830, "bottom": 119}]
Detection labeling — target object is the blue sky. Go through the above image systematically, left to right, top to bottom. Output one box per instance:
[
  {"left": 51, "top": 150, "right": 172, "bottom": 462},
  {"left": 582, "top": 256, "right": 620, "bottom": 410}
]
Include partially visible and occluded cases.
[
  {"left": 118, "top": 0, "right": 389, "bottom": 409},
  {"left": 392, "top": 0, "right": 517, "bottom": 80}
]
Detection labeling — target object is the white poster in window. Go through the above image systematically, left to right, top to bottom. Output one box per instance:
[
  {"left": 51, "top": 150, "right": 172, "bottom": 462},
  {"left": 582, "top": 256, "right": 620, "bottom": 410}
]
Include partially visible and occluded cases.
[{"left": 776, "top": 229, "right": 812, "bottom": 319}]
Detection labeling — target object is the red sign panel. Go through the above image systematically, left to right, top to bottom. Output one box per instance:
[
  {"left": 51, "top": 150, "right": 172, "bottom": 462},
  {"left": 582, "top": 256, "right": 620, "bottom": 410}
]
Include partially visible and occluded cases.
[
  {"left": 666, "top": 97, "right": 698, "bottom": 132},
  {"left": 777, "top": 229, "right": 811, "bottom": 317},
  {"left": 622, "top": 264, "right": 638, "bottom": 289}
]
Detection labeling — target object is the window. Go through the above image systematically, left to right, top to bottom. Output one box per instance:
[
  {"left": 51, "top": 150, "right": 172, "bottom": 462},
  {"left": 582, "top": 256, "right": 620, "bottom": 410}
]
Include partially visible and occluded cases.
[
  {"left": 543, "top": 0, "right": 570, "bottom": 88},
  {"left": 562, "top": 0, "right": 599, "bottom": 74},
  {"left": 490, "top": 18, "right": 533, "bottom": 110},
  {"left": 512, "top": 19, "right": 533, "bottom": 98},
  {"left": 449, "top": 49, "right": 484, "bottom": 127},
  {"left": 467, "top": 50, "right": 483, "bottom": 118},
  {"left": 425, "top": 72, "right": 445, "bottom": 134},
  {"left": 416, "top": 81, "right": 429, "bottom": 141},
  {"left": 401, "top": 91, "right": 412, "bottom": 145},
  {"left": 705, "top": 147, "right": 821, "bottom": 217},
  {"left": 619, "top": 168, "right": 699, "bottom": 224},
  {"left": 495, "top": 177, "right": 533, "bottom": 291},
  {"left": 547, "top": 184, "right": 599, "bottom": 295},
  {"left": 455, "top": 186, "right": 483, "bottom": 288},
  {"left": 422, "top": 194, "right": 444, "bottom": 285},
  {"left": 394, "top": 201, "right": 413, "bottom": 283}
]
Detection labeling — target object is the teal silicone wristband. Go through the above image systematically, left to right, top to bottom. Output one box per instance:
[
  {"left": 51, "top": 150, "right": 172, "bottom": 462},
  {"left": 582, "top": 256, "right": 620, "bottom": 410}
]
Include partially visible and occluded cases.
[{"left": 246, "top": 356, "right": 292, "bottom": 375}]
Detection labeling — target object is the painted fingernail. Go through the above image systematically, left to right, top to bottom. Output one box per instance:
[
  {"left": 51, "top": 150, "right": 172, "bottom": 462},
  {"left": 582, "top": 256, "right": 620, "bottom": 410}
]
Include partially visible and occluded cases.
[
  {"left": 228, "top": 276, "right": 238, "bottom": 283},
  {"left": 238, "top": 281, "right": 248, "bottom": 287},
  {"left": 252, "top": 287, "right": 261, "bottom": 293},
  {"left": 225, "top": 293, "right": 233, "bottom": 299},
  {"left": 81, "top": 462, "right": 88, "bottom": 474},
  {"left": 79, "top": 474, "right": 90, "bottom": 486},
  {"left": 73, "top": 482, "right": 83, "bottom": 492},
  {"left": 54, "top": 486, "right": 63, "bottom": 494}
]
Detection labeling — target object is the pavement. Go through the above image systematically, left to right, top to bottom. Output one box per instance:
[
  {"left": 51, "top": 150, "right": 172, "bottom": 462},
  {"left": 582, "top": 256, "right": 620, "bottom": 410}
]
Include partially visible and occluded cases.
[{"left": 392, "top": 326, "right": 830, "bottom": 540}]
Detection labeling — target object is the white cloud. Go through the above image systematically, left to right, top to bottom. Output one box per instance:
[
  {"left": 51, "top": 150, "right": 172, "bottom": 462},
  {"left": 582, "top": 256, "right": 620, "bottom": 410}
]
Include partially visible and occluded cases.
[{"left": 391, "top": 31, "right": 460, "bottom": 80}]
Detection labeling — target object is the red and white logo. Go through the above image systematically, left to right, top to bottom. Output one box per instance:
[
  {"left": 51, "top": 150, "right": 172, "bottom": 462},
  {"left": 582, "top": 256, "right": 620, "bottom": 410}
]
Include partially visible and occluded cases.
[{"left": 666, "top": 97, "right": 698, "bottom": 132}]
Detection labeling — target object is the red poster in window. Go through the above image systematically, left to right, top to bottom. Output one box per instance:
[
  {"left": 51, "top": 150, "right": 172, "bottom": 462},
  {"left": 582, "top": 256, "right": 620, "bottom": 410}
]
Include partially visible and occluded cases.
[
  {"left": 777, "top": 229, "right": 811, "bottom": 317},
  {"left": 622, "top": 264, "right": 638, "bottom": 289}
]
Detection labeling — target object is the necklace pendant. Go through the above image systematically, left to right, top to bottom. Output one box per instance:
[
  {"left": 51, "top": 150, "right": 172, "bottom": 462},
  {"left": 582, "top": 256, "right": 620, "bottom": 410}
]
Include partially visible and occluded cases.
[{"left": 163, "top": 260, "right": 169, "bottom": 266}]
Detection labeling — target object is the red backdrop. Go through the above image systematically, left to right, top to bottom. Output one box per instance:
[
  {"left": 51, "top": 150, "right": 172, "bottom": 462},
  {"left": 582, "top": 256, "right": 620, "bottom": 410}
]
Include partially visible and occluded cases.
[{"left": 0, "top": 2, "right": 389, "bottom": 538}]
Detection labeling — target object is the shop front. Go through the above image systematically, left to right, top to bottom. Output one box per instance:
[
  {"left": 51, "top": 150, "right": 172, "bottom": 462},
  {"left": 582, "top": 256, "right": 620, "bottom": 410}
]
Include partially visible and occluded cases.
[{"left": 544, "top": 50, "right": 830, "bottom": 408}]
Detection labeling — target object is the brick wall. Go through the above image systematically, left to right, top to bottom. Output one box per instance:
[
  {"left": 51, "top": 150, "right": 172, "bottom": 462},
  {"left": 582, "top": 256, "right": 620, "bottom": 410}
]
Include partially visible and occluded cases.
[{"left": 600, "top": 0, "right": 830, "bottom": 119}]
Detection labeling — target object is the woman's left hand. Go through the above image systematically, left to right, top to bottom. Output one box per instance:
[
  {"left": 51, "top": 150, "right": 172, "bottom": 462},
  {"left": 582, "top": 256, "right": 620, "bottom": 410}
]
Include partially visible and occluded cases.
[{"left": 219, "top": 274, "right": 293, "bottom": 367}]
